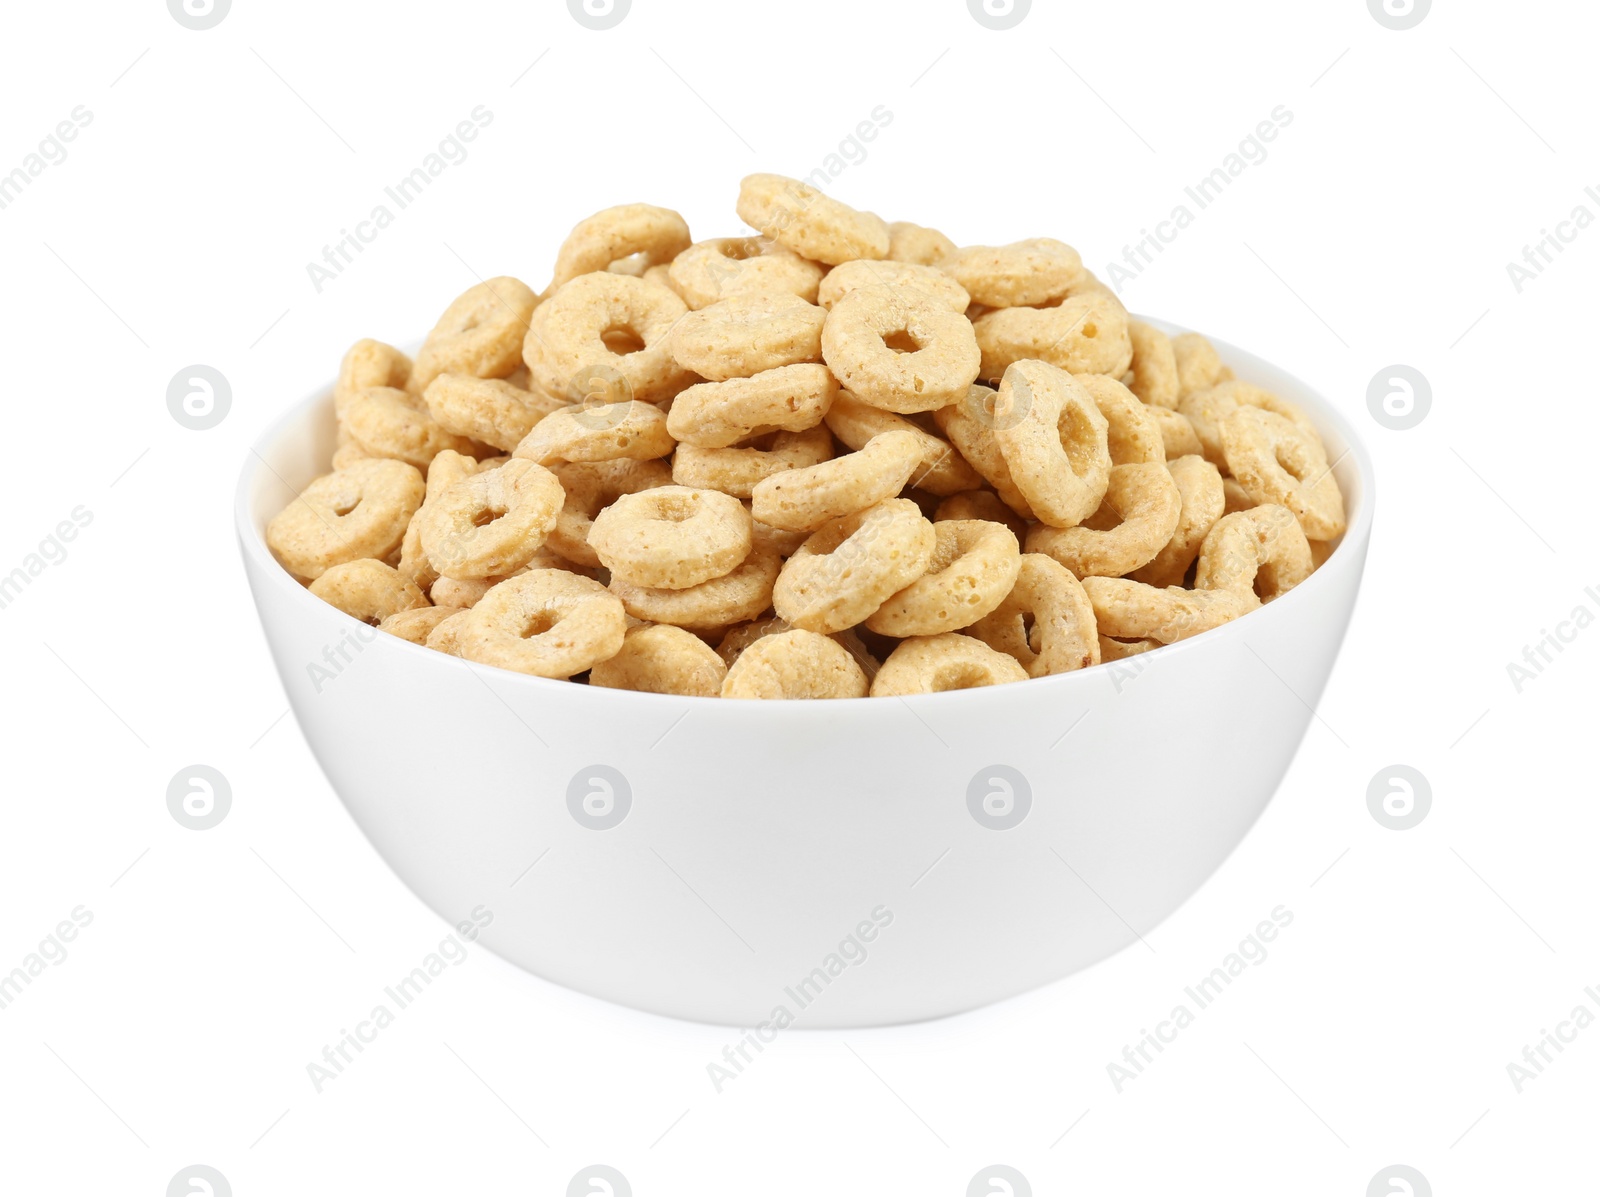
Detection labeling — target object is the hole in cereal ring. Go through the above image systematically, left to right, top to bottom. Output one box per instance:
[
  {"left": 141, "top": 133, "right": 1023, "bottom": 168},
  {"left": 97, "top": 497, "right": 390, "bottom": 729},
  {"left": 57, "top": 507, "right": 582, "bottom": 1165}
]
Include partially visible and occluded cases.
[
  {"left": 720, "top": 239, "right": 760, "bottom": 261},
  {"left": 601, "top": 326, "right": 647, "bottom": 355},
  {"left": 883, "top": 329, "right": 921, "bottom": 355},
  {"left": 654, "top": 492, "right": 701, "bottom": 522},
  {"left": 332, "top": 497, "right": 360, "bottom": 517},
  {"left": 471, "top": 507, "right": 505, "bottom": 529},
  {"left": 520, "top": 609, "right": 559, "bottom": 638},
  {"left": 932, "top": 663, "right": 989, "bottom": 691}
]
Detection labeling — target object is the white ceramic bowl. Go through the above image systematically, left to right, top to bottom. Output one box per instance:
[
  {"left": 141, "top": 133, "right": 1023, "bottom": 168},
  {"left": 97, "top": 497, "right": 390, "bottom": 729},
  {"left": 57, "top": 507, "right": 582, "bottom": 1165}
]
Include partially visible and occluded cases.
[{"left": 237, "top": 323, "right": 1373, "bottom": 1027}]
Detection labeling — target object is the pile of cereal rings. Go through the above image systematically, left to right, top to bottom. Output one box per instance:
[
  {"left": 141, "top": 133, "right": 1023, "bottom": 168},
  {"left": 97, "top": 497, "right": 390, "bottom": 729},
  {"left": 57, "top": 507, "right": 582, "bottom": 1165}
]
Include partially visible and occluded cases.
[{"left": 267, "top": 173, "right": 1346, "bottom": 699}]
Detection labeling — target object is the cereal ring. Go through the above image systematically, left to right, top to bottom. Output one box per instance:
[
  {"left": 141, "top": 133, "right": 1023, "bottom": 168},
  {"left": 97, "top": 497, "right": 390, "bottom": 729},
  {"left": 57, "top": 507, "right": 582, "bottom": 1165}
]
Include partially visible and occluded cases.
[
  {"left": 736, "top": 173, "right": 889, "bottom": 265},
  {"left": 549, "top": 204, "right": 692, "bottom": 290},
  {"left": 887, "top": 220, "right": 957, "bottom": 267},
  {"left": 667, "top": 237, "right": 823, "bottom": 309},
  {"left": 945, "top": 239, "right": 1083, "bottom": 308},
  {"left": 816, "top": 260, "right": 969, "bottom": 313},
  {"left": 522, "top": 272, "right": 691, "bottom": 403},
  {"left": 411, "top": 277, "right": 538, "bottom": 391},
  {"left": 821, "top": 288, "right": 981, "bottom": 414},
  {"left": 972, "top": 292, "right": 1132, "bottom": 380},
  {"left": 667, "top": 293, "right": 826, "bottom": 381},
  {"left": 1125, "top": 320, "right": 1179, "bottom": 409},
  {"left": 1171, "top": 332, "right": 1226, "bottom": 398},
  {"left": 336, "top": 339, "right": 414, "bottom": 416},
  {"left": 992, "top": 361, "right": 1111, "bottom": 528},
  {"left": 667, "top": 364, "right": 836, "bottom": 448},
  {"left": 423, "top": 374, "right": 564, "bottom": 453},
  {"left": 1078, "top": 374, "right": 1164, "bottom": 465},
  {"left": 1179, "top": 380, "right": 1319, "bottom": 468},
  {"left": 344, "top": 386, "right": 478, "bottom": 470},
  {"left": 932, "top": 390, "right": 1034, "bottom": 518},
  {"left": 824, "top": 391, "right": 981, "bottom": 496},
  {"left": 513, "top": 400, "right": 675, "bottom": 466},
  {"left": 1147, "top": 403, "right": 1205, "bottom": 460},
  {"left": 1220, "top": 407, "right": 1346, "bottom": 540},
  {"left": 671, "top": 426, "right": 832, "bottom": 498},
  {"left": 751, "top": 429, "right": 924, "bottom": 532},
  {"left": 330, "top": 440, "right": 374, "bottom": 471},
  {"left": 398, "top": 449, "right": 483, "bottom": 590},
  {"left": 1131, "top": 455, "right": 1225, "bottom": 588},
  {"left": 267, "top": 458, "right": 424, "bottom": 580},
  {"left": 418, "top": 459, "right": 565, "bottom": 580},
  {"left": 547, "top": 459, "right": 672, "bottom": 567},
  {"left": 1025, "top": 463, "right": 1181, "bottom": 578},
  {"left": 1222, "top": 477, "right": 1254, "bottom": 515},
  {"left": 588, "top": 486, "right": 752, "bottom": 589},
  {"left": 933, "top": 489, "right": 1028, "bottom": 542},
  {"left": 772, "top": 498, "right": 936, "bottom": 634},
  {"left": 1194, "top": 504, "right": 1314, "bottom": 602},
  {"left": 864, "top": 519, "right": 1021, "bottom": 636},
  {"left": 611, "top": 548, "right": 781, "bottom": 629},
  {"left": 965, "top": 553, "right": 1100, "bottom": 676},
  {"left": 308, "top": 559, "right": 428, "bottom": 624},
  {"left": 457, "top": 570, "right": 627, "bottom": 678},
  {"left": 430, "top": 575, "right": 500, "bottom": 608},
  {"left": 1081, "top": 576, "right": 1258, "bottom": 644},
  {"left": 380, "top": 605, "right": 466, "bottom": 644},
  {"left": 424, "top": 609, "right": 474, "bottom": 656},
  {"left": 716, "top": 615, "right": 793, "bottom": 667},
  {"left": 590, "top": 624, "right": 726, "bottom": 697},
  {"left": 721, "top": 630, "right": 869, "bottom": 699},
  {"left": 870, "top": 634, "right": 1027, "bottom": 696},
  {"left": 1099, "top": 634, "right": 1161, "bottom": 661}
]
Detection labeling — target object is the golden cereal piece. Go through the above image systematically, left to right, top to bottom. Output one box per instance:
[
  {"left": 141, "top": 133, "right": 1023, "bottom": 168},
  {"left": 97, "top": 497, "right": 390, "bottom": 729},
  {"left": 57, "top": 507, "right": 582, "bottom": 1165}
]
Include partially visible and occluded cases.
[
  {"left": 736, "top": 172, "right": 890, "bottom": 265},
  {"left": 549, "top": 203, "right": 692, "bottom": 291},
  {"left": 886, "top": 220, "right": 958, "bottom": 267},
  {"left": 667, "top": 237, "right": 823, "bottom": 309},
  {"left": 945, "top": 238, "right": 1084, "bottom": 309},
  {"left": 817, "top": 259, "right": 970, "bottom": 313},
  {"left": 522, "top": 272, "right": 691, "bottom": 404},
  {"left": 411, "top": 277, "right": 538, "bottom": 392},
  {"left": 821, "top": 288, "right": 981, "bottom": 414},
  {"left": 667, "top": 292, "right": 826, "bottom": 381},
  {"left": 972, "top": 292, "right": 1132, "bottom": 380},
  {"left": 1125, "top": 320, "right": 1180, "bottom": 409},
  {"left": 1171, "top": 331, "right": 1228, "bottom": 398},
  {"left": 336, "top": 339, "right": 414, "bottom": 417},
  {"left": 992, "top": 361, "right": 1111, "bottom": 528},
  {"left": 666, "top": 364, "right": 837, "bottom": 449},
  {"left": 423, "top": 374, "right": 564, "bottom": 453},
  {"left": 1078, "top": 374, "right": 1164, "bottom": 466},
  {"left": 1179, "top": 380, "right": 1319, "bottom": 467},
  {"left": 343, "top": 386, "right": 479, "bottom": 470},
  {"left": 933, "top": 389, "right": 1034, "bottom": 518},
  {"left": 824, "top": 390, "right": 981, "bottom": 496},
  {"left": 513, "top": 400, "right": 675, "bottom": 466},
  {"left": 1147, "top": 403, "right": 1205, "bottom": 460},
  {"left": 1220, "top": 407, "right": 1346, "bottom": 540},
  {"left": 671, "top": 426, "right": 832, "bottom": 498},
  {"left": 751, "top": 429, "right": 924, "bottom": 532},
  {"left": 330, "top": 440, "right": 374, "bottom": 471},
  {"left": 398, "top": 449, "right": 483, "bottom": 591},
  {"left": 1132, "top": 455, "right": 1225, "bottom": 588},
  {"left": 267, "top": 458, "right": 424, "bottom": 580},
  {"left": 417, "top": 458, "right": 565, "bottom": 580},
  {"left": 547, "top": 459, "right": 672, "bottom": 567},
  {"left": 1026, "top": 462, "right": 1182, "bottom": 578},
  {"left": 1222, "top": 476, "right": 1254, "bottom": 515},
  {"left": 588, "top": 486, "right": 752, "bottom": 589},
  {"left": 933, "top": 489, "right": 1028, "bottom": 542},
  {"left": 773, "top": 498, "right": 936, "bottom": 634},
  {"left": 1194, "top": 503, "right": 1314, "bottom": 602},
  {"left": 864, "top": 519, "right": 1021, "bottom": 637},
  {"left": 611, "top": 548, "right": 781, "bottom": 630},
  {"left": 966, "top": 553, "right": 1100, "bottom": 677},
  {"left": 308, "top": 558, "right": 428, "bottom": 625},
  {"left": 457, "top": 570, "right": 627, "bottom": 678},
  {"left": 1082, "top": 576, "right": 1258, "bottom": 645},
  {"left": 380, "top": 605, "right": 466, "bottom": 644},
  {"left": 424, "top": 608, "right": 474, "bottom": 656},
  {"left": 590, "top": 623, "right": 727, "bottom": 697},
  {"left": 721, "top": 629, "right": 870, "bottom": 699},
  {"left": 870, "top": 633, "right": 1028, "bottom": 696},
  {"left": 1099, "top": 634, "right": 1162, "bottom": 661}
]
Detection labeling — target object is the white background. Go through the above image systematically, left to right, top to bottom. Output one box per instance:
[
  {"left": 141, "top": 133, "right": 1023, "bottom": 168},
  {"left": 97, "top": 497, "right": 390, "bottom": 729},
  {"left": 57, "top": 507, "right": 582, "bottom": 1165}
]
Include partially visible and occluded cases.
[{"left": 2, "top": 0, "right": 1596, "bottom": 1193}]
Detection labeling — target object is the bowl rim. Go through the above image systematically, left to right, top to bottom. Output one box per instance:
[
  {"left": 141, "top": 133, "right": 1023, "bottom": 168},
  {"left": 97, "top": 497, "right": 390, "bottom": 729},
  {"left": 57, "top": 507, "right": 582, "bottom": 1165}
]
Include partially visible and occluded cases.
[{"left": 234, "top": 317, "right": 1375, "bottom": 710}]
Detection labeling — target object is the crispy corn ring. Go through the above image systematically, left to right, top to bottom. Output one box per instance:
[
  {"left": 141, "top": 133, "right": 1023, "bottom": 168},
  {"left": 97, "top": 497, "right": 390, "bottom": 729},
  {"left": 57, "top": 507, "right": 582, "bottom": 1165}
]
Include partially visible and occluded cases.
[
  {"left": 736, "top": 173, "right": 890, "bottom": 265},
  {"left": 549, "top": 203, "right": 692, "bottom": 291},
  {"left": 887, "top": 220, "right": 958, "bottom": 267},
  {"left": 667, "top": 237, "right": 823, "bottom": 309},
  {"left": 945, "top": 239, "right": 1084, "bottom": 309},
  {"left": 817, "top": 260, "right": 970, "bottom": 313},
  {"left": 522, "top": 272, "right": 691, "bottom": 404},
  {"left": 411, "top": 277, "right": 538, "bottom": 392},
  {"left": 821, "top": 289, "right": 981, "bottom": 414},
  {"left": 667, "top": 292, "right": 827, "bottom": 381},
  {"left": 972, "top": 292, "right": 1132, "bottom": 380},
  {"left": 1125, "top": 320, "right": 1180, "bottom": 409},
  {"left": 1171, "top": 332, "right": 1228, "bottom": 398},
  {"left": 336, "top": 339, "right": 414, "bottom": 417},
  {"left": 992, "top": 361, "right": 1111, "bottom": 528},
  {"left": 666, "top": 364, "right": 836, "bottom": 449},
  {"left": 423, "top": 374, "right": 563, "bottom": 453},
  {"left": 1078, "top": 374, "right": 1164, "bottom": 465},
  {"left": 1179, "top": 380, "right": 1319, "bottom": 468},
  {"left": 343, "top": 386, "right": 479, "bottom": 470},
  {"left": 933, "top": 389, "right": 1034, "bottom": 518},
  {"left": 824, "top": 391, "right": 981, "bottom": 496},
  {"left": 513, "top": 400, "right": 674, "bottom": 466},
  {"left": 1147, "top": 404, "right": 1205, "bottom": 460},
  {"left": 1220, "top": 407, "right": 1346, "bottom": 540},
  {"left": 671, "top": 426, "right": 832, "bottom": 498},
  {"left": 751, "top": 428, "right": 924, "bottom": 532},
  {"left": 330, "top": 440, "right": 374, "bottom": 471},
  {"left": 398, "top": 448, "right": 485, "bottom": 590},
  {"left": 1131, "top": 455, "right": 1225, "bottom": 588},
  {"left": 267, "top": 458, "right": 424, "bottom": 580},
  {"left": 417, "top": 458, "right": 565, "bottom": 580},
  {"left": 546, "top": 459, "right": 672, "bottom": 567},
  {"left": 1026, "top": 462, "right": 1181, "bottom": 578},
  {"left": 588, "top": 486, "right": 752, "bottom": 589},
  {"left": 933, "top": 489, "right": 1028, "bottom": 541},
  {"left": 772, "top": 498, "right": 935, "bottom": 634},
  {"left": 1194, "top": 503, "right": 1314, "bottom": 602},
  {"left": 864, "top": 519, "right": 1021, "bottom": 636},
  {"left": 611, "top": 548, "right": 781, "bottom": 629},
  {"left": 965, "top": 553, "right": 1100, "bottom": 676},
  {"left": 308, "top": 558, "right": 428, "bottom": 625},
  {"left": 457, "top": 569, "right": 626, "bottom": 678},
  {"left": 430, "top": 575, "right": 500, "bottom": 608},
  {"left": 1081, "top": 576, "right": 1258, "bottom": 644},
  {"left": 379, "top": 604, "right": 465, "bottom": 644},
  {"left": 424, "top": 608, "right": 473, "bottom": 656},
  {"left": 717, "top": 617, "right": 877, "bottom": 676},
  {"left": 590, "top": 623, "right": 727, "bottom": 697},
  {"left": 721, "top": 629, "right": 870, "bottom": 699},
  {"left": 870, "top": 633, "right": 1028, "bottom": 696},
  {"left": 1099, "top": 634, "right": 1162, "bottom": 661}
]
